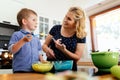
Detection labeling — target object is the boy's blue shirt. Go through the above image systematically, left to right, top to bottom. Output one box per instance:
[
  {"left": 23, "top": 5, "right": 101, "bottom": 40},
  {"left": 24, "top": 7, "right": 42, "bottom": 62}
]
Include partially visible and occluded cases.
[{"left": 9, "top": 29, "right": 41, "bottom": 72}]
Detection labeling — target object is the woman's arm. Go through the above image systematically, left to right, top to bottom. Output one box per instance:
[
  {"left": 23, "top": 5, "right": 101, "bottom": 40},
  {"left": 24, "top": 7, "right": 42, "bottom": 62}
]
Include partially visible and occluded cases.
[
  {"left": 42, "top": 34, "right": 56, "bottom": 59},
  {"left": 54, "top": 39, "right": 85, "bottom": 61},
  {"left": 63, "top": 43, "right": 85, "bottom": 61}
]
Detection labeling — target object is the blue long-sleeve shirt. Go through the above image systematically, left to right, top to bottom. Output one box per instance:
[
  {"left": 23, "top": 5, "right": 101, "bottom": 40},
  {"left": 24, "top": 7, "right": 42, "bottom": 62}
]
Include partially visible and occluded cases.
[{"left": 8, "top": 29, "right": 41, "bottom": 72}]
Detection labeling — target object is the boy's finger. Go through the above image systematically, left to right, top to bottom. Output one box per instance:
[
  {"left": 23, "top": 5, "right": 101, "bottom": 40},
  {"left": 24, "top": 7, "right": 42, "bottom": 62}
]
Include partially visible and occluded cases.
[{"left": 26, "top": 35, "right": 32, "bottom": 40}]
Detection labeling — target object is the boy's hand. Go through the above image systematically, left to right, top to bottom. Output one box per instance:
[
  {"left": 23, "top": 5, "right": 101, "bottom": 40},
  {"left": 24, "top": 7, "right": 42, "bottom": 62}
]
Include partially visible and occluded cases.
[{"left": 23, "top": 34, "right": 32, "bottom": 42}]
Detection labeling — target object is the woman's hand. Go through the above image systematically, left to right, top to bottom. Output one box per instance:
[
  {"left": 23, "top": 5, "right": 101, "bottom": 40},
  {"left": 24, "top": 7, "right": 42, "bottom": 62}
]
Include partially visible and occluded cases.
[
  {"left": 54, "top": 39, "right": 66, "bottom": 52},
  {"left": 46, "top": 48, "right": 56, "bottom": 59}
]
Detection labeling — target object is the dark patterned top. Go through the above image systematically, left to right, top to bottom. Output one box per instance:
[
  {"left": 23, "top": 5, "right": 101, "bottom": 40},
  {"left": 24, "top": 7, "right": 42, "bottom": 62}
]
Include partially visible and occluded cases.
[{"left": 48, "top": 25, "right": 86, "bottom": 71}]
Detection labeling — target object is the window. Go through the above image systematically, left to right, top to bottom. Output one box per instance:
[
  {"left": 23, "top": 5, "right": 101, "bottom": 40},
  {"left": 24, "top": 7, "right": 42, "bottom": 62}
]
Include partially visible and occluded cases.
[
  {"left": 90, "top": 6, "right": 120, "bottom": 51},
  {"left": 39, "top": 17, "right": 49, "bottom": 40},
  {"left": 53, "top": 20, "right": 61, "bottom": 25}
]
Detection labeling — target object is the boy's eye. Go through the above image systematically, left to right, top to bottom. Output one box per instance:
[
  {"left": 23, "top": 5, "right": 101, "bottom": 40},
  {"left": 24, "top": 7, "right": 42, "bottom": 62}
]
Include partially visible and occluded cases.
[{"left": 33, "top": 19, "right": 36, "bottom": 21}]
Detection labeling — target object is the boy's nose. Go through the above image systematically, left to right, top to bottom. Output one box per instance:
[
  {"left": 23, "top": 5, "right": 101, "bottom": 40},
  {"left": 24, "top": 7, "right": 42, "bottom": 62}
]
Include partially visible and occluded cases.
[{"left": 36, "top": 22, "right": 38, "bottom": 24}]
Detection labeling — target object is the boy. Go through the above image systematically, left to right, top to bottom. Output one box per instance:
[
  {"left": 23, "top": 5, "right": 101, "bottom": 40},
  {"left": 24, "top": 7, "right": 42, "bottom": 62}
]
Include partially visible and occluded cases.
[{"left": 8, "top": 8, "right": 43, "bottom": 73}]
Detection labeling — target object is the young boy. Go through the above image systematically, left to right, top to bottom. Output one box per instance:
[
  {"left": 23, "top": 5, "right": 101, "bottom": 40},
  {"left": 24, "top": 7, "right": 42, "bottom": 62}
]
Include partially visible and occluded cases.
[{"left": 8, "top": 8, "right": 43, "bottom": 73}]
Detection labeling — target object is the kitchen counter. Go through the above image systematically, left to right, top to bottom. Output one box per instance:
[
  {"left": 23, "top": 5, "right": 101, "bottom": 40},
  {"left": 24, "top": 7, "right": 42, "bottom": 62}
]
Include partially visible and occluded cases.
[
  {"left": 0, "top": 62, "right": 117, "bottom": 80},
  {"left": 0, "top": 62, "right": 118, "bottom": 80},
  {"left": 0, "top": 64, "right": 117, "bottom": 80},
  {"left": 0, "top": 73, "right": 116, "bottom": 80},
  {"left": 0, "top": 73, "right": 45, "bottom": 80}
]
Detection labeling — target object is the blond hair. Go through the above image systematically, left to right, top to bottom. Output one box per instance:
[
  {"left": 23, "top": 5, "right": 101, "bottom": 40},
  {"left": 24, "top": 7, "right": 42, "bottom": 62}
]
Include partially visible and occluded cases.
[
  {"left": 68, "top": 7, "right": 86, "bottom": 38},
  {"left": 17, "top": 8, "right": 37, "bottom": 26}
]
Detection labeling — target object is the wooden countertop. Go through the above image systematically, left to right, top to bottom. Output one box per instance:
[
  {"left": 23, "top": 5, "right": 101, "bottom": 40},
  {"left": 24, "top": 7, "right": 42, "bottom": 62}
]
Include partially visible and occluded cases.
[
  {"left": 0, "top": 62, "right": 118, "bottom": 80},
  {"left": 0, "top": 73, "right": 117, "bottom": 80},
  {"left": 0, "top": 73, "right": 45, "bottom": 80}
]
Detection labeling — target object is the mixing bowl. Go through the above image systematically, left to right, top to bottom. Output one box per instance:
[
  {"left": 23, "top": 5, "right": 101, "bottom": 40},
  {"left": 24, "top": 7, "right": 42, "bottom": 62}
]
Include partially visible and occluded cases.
[
  {"left": 91, "top": 51, "right": 119, "bottom": 72},
  {"left": 54, "top": 60, "right": 73, "bottom": 72},
  {"left": 32, "top": 61, "right": 53, "bottom": 73}
]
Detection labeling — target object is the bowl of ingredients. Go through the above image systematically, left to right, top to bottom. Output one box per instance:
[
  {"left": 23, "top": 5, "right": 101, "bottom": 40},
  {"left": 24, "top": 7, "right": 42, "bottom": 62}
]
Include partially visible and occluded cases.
[
  {"left": 91, "top": 51, "right": 119, "bottom": 72},
  {"left": 53, "top": 60, "right": 73, "bottom": 72},
  {"left": 32, "top": 61, "right": 53, "bottom": 73}
]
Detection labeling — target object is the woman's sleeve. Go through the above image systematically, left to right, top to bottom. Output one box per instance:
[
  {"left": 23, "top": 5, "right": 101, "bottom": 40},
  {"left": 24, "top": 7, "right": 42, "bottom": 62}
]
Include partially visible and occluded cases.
[
  {"left": 49, "top": 25, "right": 59, "bottom": 36},
  {"left": 77, "top": 37, "right": 86, "bottom": 43}
]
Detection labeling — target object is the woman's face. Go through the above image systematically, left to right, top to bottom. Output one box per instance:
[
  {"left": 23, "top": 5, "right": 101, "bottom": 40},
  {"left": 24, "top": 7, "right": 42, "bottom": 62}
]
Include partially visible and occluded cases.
[{"left": 62, "top": 12, "right": 76, "bottom": 29}]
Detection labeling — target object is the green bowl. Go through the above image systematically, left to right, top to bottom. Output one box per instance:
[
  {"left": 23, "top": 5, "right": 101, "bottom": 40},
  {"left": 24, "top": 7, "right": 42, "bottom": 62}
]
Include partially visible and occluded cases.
[
  {"left": 91, "top": 51, "right": 119, "bottom": 72},
  {"left": 32, "top": 61, "right": 53, "bottom": 73}
]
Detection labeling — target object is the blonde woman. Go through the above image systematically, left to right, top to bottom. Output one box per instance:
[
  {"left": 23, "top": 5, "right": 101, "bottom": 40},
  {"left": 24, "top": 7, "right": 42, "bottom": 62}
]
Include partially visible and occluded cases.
[{"left": 42, "top": 7, "right": 86, "bottom": 72}]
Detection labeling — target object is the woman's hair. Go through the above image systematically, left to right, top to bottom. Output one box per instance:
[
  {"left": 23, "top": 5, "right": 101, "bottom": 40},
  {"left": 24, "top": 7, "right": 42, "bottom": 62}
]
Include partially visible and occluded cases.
[
  {"left": 68, "top": 7, "right": 86, "bottom": 38},
  {"left": 17, "top": 8, "right": 37, "bottom": 26}
]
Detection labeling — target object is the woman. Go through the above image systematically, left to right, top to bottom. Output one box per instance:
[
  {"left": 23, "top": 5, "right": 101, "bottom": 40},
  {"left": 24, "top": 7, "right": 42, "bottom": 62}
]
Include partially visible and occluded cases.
[{"left": 42, "top": 7, "right": 86, "bottom": 72}]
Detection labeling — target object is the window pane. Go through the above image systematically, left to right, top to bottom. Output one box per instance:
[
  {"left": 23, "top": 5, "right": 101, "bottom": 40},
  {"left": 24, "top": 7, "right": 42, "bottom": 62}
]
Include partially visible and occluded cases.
[
  {"left": 95, "top": 8, "right": 120, "bottom": 51},
  {"left": 39, "top": 17, "right": 43, "bottom": 22},
  {"left": 45, "top": 18, "right": 49, "bottom": 23},
  {"left": 39, "top": 23, "right": 43, "bottom": 32},
  {"left": 45, "top": 24, "right": 48, "bottom": 34}
]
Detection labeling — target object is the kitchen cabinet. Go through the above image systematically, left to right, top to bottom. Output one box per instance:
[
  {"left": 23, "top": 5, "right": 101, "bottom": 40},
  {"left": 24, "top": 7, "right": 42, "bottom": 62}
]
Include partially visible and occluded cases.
[
  {"left": 0, "top": 22, "right": 20, "bottom": 49},
  {"left": 0, "top": 23, "right": 19, "bottom": 69}
]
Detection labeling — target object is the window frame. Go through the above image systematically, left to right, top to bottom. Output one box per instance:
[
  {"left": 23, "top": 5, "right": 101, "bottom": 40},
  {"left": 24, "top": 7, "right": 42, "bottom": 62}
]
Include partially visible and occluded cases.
[{"left": 89, "top": 5, "right": 120, "bottom": 51}]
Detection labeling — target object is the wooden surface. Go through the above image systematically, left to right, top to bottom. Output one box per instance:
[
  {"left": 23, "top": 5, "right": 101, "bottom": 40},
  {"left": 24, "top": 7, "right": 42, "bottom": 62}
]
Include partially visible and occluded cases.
[
  {"left": 77, "top": 61, "right": 94, "bottom": 66},
  {"left": 0, "top": 62, "right": 117, "bottom": 80},
  {"left": 0, "top": 73, "right": 117, "bottom": 80},
  {"left": 0, "top": 73, "right": 45, "bottom": 80},
  {"left": 98, "top": 74, "right": 116, "bottom": 80}
]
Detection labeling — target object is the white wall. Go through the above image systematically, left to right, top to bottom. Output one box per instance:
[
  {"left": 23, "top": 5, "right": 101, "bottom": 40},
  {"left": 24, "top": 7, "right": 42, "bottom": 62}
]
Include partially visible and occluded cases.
[
  {"left": 0, "top": 0, "right": 74, "bottom": 25},
  {"left": 0, "top": 0, "right": 25, "bottom": 25},
  {"left": 0, "top": 0, "right": 74, "bottom": 35},
  {"left": 23, "top": 0, "right": 74, "bottom": 34},
  {"left": 24, "top": 0, "right": 73, "bottom": 20},
  {"left": 71, "top": 0, "right": 105, "bottom": 9}
]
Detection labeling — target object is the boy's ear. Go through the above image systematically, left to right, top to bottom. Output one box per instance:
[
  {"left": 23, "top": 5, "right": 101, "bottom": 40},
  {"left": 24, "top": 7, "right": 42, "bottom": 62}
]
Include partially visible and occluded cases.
[{"left": 22, "top": 18, "right": 27, "bottom": 25}]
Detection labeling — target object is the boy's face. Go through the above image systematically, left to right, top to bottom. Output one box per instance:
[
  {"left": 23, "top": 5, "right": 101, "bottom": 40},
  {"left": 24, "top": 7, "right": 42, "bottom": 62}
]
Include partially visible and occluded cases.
[{"left": 23, "top": 14, "right": 38, "bottom": 31}]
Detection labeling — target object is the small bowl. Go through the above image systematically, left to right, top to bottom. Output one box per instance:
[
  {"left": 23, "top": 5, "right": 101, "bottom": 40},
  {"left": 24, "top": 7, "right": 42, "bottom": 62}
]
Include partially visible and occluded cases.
[
  {"left": 91, "top": 51, "right": 119, "bottom": 72},
  {"left": 53, "top": 60, "right": 73, "bottom": 71},
  {"left": 32, "top": 61, "right": 53, "bottom": 73}
]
